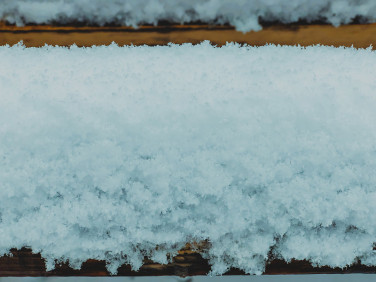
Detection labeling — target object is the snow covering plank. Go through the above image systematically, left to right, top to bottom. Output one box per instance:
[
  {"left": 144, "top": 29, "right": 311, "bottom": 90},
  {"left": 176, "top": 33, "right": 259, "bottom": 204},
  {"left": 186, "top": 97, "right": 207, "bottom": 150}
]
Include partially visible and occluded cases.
[
  {"left": 1, "top": 0, "right": 376, "bottom": 32},
  {"left": 2, "top": 23, "right": 376, "bottom": 49},
  {"left": 1, "top": 43, "right": 376, "bottom": 275}
]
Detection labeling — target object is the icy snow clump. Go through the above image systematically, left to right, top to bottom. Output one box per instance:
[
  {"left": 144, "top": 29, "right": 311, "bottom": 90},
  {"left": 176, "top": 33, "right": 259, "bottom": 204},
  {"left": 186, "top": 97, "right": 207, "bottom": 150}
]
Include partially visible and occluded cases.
[
  {"left": 1, "top": 0, "right": 376, "bottom": 31},
  {"left": 1, "top": 43, "right": 376, "bottom": 274}
]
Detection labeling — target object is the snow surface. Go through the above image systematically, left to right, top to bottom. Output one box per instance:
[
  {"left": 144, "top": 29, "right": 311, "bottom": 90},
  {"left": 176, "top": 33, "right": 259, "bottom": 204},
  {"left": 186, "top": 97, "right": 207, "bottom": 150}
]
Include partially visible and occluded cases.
[
  {"left": 1, "top": 0, "right": 376, "bottom": 32},
  {"left": 1, "top": 42, "right": 376, "bottom": 275}
]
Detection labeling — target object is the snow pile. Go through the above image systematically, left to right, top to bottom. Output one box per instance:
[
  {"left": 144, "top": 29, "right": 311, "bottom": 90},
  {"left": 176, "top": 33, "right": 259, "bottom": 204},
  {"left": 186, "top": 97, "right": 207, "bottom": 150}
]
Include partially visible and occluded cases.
[
  {"left": 1, "top": 0, "right": 376, "bottom": 32},
  {"left": 1, "top": 42, "right": 376, "bottom": 275}
]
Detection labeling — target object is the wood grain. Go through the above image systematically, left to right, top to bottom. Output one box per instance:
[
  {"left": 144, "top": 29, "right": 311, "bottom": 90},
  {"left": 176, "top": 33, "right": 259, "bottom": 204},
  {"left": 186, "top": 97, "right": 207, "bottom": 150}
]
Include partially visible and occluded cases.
[
  {"left": 1, "top": 22, "right": 376, "bottom": 48},
  {"left": 1, "top": 245, "right": 375, "bottom": 276}
]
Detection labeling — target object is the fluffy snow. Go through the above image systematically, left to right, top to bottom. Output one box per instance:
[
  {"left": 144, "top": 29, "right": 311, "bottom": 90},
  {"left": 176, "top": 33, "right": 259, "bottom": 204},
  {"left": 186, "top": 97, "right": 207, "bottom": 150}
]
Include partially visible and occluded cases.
[
  {"left": 1, "top": 0, "right": 376, "bottom": 32},
  {"left": 1, "top": 42, "right": 376, "bottom": 275}
]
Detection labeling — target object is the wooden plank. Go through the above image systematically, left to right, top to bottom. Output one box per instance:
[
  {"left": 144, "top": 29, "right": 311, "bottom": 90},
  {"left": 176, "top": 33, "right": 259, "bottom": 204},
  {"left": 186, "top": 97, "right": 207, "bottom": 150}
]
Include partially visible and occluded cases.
[
  {"left": 1, "top": 21, "right": 375, "bottom": 276},
  {"left": 1, "top": 22, "right": 376, "bottom": 48},
  {"left": 1, "top": 246, "right": 375, "bottom": 276}
]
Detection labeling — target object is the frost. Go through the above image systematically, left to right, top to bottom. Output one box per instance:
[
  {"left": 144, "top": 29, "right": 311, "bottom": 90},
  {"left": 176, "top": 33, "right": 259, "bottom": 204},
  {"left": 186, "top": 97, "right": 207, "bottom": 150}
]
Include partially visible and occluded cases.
[
  {"left": 1, "top": 0, "right": 376, "bottom": 32},
  {"left": 1, "top": 43, "right": 376, "bottom": 274}
]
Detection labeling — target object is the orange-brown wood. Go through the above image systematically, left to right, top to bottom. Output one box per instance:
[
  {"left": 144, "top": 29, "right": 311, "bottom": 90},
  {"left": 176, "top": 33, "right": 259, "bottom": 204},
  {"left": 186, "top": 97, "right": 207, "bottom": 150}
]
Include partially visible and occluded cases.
[{"left": 1, "top": 22, "right": 376, "bottom": 48}]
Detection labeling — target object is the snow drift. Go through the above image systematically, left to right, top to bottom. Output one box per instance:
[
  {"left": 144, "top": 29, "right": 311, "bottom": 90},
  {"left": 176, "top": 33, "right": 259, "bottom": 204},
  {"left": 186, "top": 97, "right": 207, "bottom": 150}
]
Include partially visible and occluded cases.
[
  {"left": 1, "top": 0, "right": 376, "bottom": 32},
  {"left": 1, "top": 43, "right": 376, "bottom": 274}
]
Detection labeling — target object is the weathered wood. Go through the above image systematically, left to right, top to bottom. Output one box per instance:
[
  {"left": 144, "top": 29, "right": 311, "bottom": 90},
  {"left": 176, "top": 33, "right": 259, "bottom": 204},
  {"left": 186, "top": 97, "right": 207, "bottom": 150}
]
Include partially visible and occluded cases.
[
  {"left": 1, "top": 22, "right": 376, "bottom": 48},
  {"left": 0, "top": 246, "right": 375, "bottom": 276}
]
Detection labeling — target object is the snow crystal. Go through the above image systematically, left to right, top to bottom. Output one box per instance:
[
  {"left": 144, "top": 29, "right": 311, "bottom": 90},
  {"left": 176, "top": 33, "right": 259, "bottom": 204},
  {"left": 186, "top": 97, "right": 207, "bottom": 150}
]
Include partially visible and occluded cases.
[
  {"left": 1, "top": 0, "right": 376, "bottom": 32},
  {"left": 1, "top": 42, "right": 376, "bottom": 274}
]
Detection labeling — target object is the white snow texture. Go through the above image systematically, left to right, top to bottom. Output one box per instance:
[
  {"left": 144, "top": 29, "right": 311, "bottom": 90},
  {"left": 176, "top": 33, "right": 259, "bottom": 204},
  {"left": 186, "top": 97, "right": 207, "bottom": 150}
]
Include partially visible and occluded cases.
[
  {"left": 1, "top": 0, "right": 376, "bottom": 31},
  {"left": 1, "top": 43, "right": 376, "bottom": 274}
]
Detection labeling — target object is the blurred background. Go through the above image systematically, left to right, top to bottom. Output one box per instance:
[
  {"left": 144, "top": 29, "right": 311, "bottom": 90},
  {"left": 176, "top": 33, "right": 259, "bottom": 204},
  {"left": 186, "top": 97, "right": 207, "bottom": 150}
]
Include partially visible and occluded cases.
[{"left": 0, "top": 275, "right": 374, "bottom": 282}]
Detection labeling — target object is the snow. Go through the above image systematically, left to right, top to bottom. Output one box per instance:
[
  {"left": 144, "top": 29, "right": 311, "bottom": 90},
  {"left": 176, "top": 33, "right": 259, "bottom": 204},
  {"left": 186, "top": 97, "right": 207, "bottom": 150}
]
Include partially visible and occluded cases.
[
  {"left": 1, "top": 0, "right": 376, "bottom": 32},
  {"left": 1, "top": 42, "right": 376, "bottom": 275}
]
